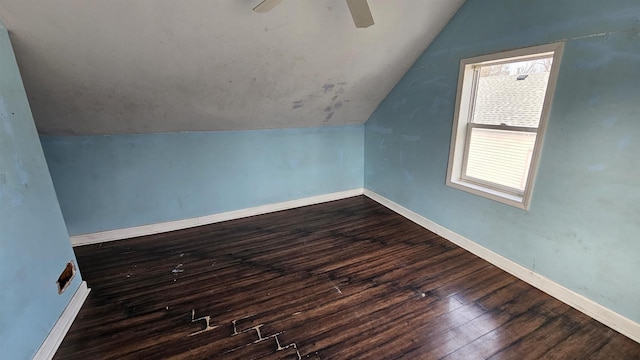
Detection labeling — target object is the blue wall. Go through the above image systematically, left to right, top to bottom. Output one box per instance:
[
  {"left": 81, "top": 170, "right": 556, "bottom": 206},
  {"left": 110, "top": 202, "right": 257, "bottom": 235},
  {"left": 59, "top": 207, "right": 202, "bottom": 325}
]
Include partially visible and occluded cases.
[
  {"left": 365, "top": 0, "right": 640, "bottom": 323},
  {"left": 0, "top": 23, "right": 82, "bottom": 359},
  {"left": 41, "top": 125, "right": 363, "bottom": 235}
]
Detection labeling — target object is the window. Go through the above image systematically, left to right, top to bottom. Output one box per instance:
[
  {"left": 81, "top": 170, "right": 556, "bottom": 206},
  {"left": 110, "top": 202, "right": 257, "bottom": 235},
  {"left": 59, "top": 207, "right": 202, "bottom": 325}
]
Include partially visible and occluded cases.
[{"left": 446, "top": 43, "right": 564, "bottom": 209}]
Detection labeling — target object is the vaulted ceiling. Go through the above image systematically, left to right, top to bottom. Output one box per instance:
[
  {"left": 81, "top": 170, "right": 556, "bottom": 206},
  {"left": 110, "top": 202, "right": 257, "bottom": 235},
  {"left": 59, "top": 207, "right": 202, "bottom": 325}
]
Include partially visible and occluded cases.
[{"left": 0, "top": 0, "right": 465, "bottom": 135}]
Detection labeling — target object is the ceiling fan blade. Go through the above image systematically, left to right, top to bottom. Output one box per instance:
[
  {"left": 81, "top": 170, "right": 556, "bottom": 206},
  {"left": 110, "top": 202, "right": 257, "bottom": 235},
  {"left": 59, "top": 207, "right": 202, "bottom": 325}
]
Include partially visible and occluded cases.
[
  {"left": 253, "top": 0, "right": 286, "bottom": 13},
  {"left": 346, "top": 0, "right": 375, "bottom": 28}
]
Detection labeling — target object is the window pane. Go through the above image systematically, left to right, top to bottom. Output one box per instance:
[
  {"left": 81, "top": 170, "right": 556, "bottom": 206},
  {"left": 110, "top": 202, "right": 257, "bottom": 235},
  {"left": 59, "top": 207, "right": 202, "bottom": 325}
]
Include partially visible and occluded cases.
[
  {"left": 472, "top": 57, "right": 552, "bottom": 128},
  {"left": 465, "top": 128, "right": 537, "bottom": 192}
]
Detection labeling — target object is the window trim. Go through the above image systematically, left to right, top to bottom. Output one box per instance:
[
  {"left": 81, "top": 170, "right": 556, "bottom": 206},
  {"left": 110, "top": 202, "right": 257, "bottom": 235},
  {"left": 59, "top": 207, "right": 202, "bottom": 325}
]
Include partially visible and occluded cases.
[{"left": 446, "top": 42, "right": 565, "bottom": 210}]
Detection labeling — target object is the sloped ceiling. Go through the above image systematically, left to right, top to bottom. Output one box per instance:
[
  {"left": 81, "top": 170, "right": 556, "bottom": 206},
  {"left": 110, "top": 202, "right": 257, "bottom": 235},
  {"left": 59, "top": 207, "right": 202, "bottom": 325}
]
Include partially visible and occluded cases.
[{"left": 0, "top": 0, "right": 465, "bottom": 135}]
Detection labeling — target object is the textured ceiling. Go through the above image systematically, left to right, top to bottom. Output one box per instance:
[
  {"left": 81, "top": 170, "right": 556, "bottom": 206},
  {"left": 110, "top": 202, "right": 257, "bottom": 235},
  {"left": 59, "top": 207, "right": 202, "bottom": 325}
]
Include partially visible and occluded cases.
[{"left": 0, "top": 0, "right": 465, "bottom": 135}]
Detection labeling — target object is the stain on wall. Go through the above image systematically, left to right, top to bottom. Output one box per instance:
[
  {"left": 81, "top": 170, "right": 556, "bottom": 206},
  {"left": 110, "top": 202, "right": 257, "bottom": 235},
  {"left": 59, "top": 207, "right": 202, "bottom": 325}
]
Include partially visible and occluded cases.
[
  {"left": 365, "top": 0, "right": 640, "bottom": 323},
  {"left": 293, "top": 83, "right": 351, "bottom": 122}
]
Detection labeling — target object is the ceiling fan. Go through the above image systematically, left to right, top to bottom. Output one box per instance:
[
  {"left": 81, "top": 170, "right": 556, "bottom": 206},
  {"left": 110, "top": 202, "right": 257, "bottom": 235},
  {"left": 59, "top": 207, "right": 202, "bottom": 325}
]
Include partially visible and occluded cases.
[{"left": 253, "top": 0, "right": 375, "bottom": 28}]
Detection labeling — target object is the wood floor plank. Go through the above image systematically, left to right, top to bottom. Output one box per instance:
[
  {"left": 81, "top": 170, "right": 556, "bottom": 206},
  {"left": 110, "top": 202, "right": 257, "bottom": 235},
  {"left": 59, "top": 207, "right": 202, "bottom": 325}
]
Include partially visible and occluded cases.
[
  {"left": 54, "top": 196, "right": 640, "bottom": 359},
  {"left": 358, "top": 282, "right": 542, "bottom": 359},
  {"left": 486, "top": 307, "right": 589, "bottom": 360},
  {"left": 537, "top": 320, "right": 618, "bottom": 359},
  {"left": 588, "top": 333, "right": 640, "bottom": 360}
]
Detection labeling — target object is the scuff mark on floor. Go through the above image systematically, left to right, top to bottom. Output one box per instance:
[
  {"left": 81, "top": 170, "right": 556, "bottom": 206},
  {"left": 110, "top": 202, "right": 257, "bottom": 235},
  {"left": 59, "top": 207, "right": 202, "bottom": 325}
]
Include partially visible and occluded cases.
[
  {"left": 172, "top": 264, "right": 184, "bottom": 274},
  {"left": 189, "top": 309, "right": 218, "bottom": 336},
  {"left": 190, "top": 311, "right": 302, "bottom": 359},
  {"left": 274, "top": 334, "right": 302, "bottom": 360}
]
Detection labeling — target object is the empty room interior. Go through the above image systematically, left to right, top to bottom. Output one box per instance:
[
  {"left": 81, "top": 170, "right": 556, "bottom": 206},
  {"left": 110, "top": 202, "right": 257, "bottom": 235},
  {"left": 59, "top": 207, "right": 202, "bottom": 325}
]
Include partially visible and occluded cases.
[{"left": 1, "top": 0, "right": 640, "bottom": 359}]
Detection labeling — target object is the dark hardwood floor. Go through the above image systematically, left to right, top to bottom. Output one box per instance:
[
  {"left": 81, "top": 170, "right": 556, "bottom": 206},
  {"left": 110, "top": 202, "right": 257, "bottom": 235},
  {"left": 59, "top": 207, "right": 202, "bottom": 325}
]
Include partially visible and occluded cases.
[{"left": 55, "top": 196, "right": 640, "bottom": 359}]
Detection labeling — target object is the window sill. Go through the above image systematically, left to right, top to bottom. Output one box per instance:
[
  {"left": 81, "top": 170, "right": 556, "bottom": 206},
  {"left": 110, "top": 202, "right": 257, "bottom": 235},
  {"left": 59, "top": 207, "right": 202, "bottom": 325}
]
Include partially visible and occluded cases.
[{"left": 447, "top": 178, "right": 528, "bottom": 210}]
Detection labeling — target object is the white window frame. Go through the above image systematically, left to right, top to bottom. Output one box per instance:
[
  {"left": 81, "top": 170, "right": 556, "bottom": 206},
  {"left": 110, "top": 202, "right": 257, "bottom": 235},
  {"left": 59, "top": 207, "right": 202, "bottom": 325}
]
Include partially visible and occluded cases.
[{"left": 446, "top": 43, "right": 564, "bottom": 210}]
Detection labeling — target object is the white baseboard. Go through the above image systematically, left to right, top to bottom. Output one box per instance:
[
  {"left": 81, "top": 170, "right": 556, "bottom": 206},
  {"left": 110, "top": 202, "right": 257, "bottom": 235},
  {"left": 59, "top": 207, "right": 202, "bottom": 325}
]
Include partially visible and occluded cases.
[
  {"left": 71, "top": 188, "right": 364, "bottom": 247},
  {"left": 364, "top": 189, "right": 640, "bottom": 344},
  {"left": 33, "top": 281, "right": 90, "bottom": 360}
]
